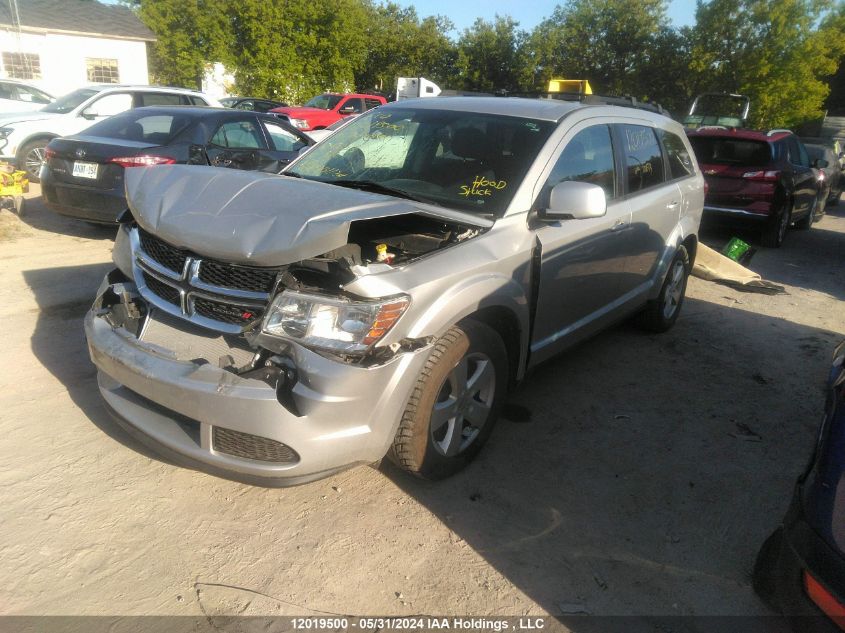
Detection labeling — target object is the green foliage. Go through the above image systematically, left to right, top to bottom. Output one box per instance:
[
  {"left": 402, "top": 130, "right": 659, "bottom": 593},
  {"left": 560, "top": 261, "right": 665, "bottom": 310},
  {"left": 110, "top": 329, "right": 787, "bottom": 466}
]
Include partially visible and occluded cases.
[
  {"left": 132, "top": 0, "right": 845, "bottom": 126},
  {"left": 138, "top": 0, "right": 228, "bottom": 89},
  {"left": 530, "top": 0, "right": 669, "bottom": 94},
  {"left": 690, "top": 0, "right": 845, "bottom": 128},
  {"left": 354, "top": 4, "right": 457, "bottom": 92},
  {"left": 454, "top": 16, "right": 532, "bottom": 93}
]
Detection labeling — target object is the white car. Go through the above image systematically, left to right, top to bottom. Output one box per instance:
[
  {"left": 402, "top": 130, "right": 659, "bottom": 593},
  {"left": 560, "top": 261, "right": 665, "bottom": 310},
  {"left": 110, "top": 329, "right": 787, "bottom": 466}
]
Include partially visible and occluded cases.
[
  {"left": 0, "top": 79, "right": 53, "bottom": 113},
  {"left": 0, "top": 84, "right": 221, "bottom": 181},
  {"left": 305, "top": 115, "right": 358, "bottom": 143}
]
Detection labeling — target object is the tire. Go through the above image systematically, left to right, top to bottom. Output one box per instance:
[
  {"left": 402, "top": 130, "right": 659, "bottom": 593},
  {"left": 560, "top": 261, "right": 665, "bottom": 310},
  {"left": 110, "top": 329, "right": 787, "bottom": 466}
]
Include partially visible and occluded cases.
[
  {"left": 17, "top": 138, "right": 49, "bottom": 183},
  {"left": 795, "top": 198, "right": 816, "bottom": 230},
  {"left": 761, "top": 202, "right": 791, "bottom": 248},
  {"left": 638, "top": 245, "right": 690, "bottom": 333},
  {"left": 389, "top": 320, "right": 508, "bottom": 480},
  {"left": 752, "top": 527, "right": 784, "bottom": 609}
]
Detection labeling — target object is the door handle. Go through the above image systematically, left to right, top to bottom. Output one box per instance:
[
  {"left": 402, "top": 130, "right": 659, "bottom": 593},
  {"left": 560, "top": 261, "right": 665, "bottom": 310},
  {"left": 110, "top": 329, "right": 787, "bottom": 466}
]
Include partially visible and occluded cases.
[
  {"left": 667, "top": 200, "right": 680, "bottom": 209},
  {"left": 611, "top": 220, "right": 628, "bottom": 232}
]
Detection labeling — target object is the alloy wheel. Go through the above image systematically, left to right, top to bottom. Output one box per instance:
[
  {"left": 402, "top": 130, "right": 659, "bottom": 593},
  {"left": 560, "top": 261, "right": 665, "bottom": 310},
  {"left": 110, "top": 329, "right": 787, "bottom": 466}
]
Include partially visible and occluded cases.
[
  {"left": 25, "top": 145, "right": 45, "bottom": 179},
  {"left": 663, "top": 259, "right": 686, "bottom": 320},
  {"left": 430, "top": 352, "right": 496, "bottom": 457}
]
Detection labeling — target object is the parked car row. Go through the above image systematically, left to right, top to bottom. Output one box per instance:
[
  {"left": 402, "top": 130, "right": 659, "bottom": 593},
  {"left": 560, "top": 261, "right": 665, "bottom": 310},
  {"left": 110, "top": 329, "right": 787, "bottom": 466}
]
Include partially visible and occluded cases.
[
  {"left": 40, "top": 107, "right": 312, "bottom": 223},
  {"left": 687, "top": 126, "right": 840, "bottom": 247}
]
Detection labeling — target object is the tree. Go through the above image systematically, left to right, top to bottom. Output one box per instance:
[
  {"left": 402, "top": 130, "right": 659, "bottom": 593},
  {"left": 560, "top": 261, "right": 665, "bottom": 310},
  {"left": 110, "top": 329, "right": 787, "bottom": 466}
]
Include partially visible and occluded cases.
[
  {"left": 137, "top": 0, "right": 228, "bottom": 89},
  {"left": 529, "top": 0, "right": 669, "bottom": 95},
  {"left": 690, "top": 0, "right": 845, "bottom": 128},
  {"left": 353, "top": 3, "right": 457, "bottom": 93},
  {"left": 453, "top": 16, "right": 532, "bottom": 93}
]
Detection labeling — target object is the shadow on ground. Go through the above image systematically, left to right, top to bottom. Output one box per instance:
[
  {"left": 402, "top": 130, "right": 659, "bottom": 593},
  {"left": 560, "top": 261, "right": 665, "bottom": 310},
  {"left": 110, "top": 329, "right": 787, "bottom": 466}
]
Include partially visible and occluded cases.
[
  {"left": 19, "top": 186, "right": 117, "bottom": 241},
  {"left": 22, "top": 259, "right": 843, "bottom": 631},
  {"left": 23, "top": 263, "right": 175, "bottom": 465},
  {"left": 382, "top": 296, "right": 841, "bottom": 631}
]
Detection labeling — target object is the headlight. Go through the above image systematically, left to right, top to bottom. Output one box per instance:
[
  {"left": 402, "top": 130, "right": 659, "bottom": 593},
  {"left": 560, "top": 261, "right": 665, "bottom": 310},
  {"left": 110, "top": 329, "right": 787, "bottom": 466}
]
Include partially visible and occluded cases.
[
  {"left": 290, "top": 118, "right": 309, "bottom": 129},
  {"left": 262, "top": 290, "right": 410, "bottom": 354}
]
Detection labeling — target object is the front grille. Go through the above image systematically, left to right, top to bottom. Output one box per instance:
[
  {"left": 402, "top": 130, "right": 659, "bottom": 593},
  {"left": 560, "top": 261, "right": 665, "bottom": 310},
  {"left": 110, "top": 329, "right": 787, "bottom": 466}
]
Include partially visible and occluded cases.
[
  {"left": 139, "top": 229, "right": 187, "bottom": 274},
  {"left": 198, "top": 260, "right": 278, "bottom": 293},
  {"left": 142, "top": 272, "right": 180, "bottom": 306},
  {"left": 194, "top": 297, "right": 262, "bottom": 326},
  {"left": 213, "top": 427, "right": 299, "bottom": 463}
]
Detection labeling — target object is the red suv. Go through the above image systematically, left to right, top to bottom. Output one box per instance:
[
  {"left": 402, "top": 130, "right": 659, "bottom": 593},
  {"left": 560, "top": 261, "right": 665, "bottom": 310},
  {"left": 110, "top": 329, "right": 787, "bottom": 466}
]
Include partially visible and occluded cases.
[
  {"left": 271, "top": 93, "right": 386, "bottom": 132},
  {"left": 687, "top": 128, "right": 823, "bottom": 247}
]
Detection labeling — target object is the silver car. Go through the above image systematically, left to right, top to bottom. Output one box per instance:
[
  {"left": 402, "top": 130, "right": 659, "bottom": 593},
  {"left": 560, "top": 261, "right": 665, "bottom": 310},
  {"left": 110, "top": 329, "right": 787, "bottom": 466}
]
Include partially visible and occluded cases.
[{"left": 85, "top": 97, "right": 704, "bottom": 485}]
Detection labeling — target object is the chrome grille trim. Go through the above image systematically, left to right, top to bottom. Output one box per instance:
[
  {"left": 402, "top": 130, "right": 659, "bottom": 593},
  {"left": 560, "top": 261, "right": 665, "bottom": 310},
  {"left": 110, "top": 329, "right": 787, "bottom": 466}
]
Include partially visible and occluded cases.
[{"left": 129, "top": 227, "right": 277, "bottom": 334}]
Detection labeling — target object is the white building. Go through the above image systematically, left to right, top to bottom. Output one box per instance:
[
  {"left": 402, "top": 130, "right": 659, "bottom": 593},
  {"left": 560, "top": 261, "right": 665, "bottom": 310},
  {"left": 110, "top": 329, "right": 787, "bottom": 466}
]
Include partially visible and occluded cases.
[{"left": 0, "top": 0, "right": 155, "bottom": 98}]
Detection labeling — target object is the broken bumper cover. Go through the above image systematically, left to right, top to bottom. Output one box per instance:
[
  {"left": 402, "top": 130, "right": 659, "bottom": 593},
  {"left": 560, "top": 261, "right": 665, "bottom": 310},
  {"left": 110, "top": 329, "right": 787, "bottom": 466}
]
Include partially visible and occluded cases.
[{"left": 84, "top": 278, "right": 431, "bottom": 487}]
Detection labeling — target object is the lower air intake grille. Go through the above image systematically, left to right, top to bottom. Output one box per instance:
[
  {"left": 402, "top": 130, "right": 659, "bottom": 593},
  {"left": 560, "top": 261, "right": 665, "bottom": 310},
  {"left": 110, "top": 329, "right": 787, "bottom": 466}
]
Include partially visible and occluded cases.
[
  {"left": 142, "top": 272, "right": 180, "bottom": 306},
  {"left": 213, "top": 427, "right": 299, "bottom": 463}
]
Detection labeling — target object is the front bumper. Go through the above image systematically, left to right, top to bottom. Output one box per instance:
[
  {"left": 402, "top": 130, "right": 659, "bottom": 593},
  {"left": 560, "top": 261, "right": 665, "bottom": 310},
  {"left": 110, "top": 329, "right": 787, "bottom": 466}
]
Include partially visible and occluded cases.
[{"left": 85, "top": 275, "right": 432, "bottom": 486}]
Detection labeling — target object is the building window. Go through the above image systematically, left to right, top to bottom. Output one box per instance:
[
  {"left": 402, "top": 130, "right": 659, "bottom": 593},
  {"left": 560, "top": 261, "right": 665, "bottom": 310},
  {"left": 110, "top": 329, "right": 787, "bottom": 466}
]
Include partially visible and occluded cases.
[
  {"left": 2, "top": 52, "right": 41, "bottom": 80},
  {"left": 86, "top": 58, "right": 120, "bottom": 84}
]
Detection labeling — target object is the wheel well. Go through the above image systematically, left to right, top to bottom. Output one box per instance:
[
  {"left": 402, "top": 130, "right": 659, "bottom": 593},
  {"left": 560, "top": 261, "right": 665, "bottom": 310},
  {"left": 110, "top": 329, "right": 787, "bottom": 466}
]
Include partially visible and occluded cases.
[
  {"left": 17, "top": 135, "right": 56, "bottom": 159},
  {"left": 682, "top": 235, "right": 698, "bottom": 267},
  {"left": 466, "top": 306, "right": 521, "bottom": 388}
]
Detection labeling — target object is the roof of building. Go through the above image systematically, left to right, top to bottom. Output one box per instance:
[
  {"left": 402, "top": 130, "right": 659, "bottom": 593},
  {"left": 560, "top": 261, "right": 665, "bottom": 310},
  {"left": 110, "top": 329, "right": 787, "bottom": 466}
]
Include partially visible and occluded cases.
[{"left": 0, "top": 0, "right": 155, "bottom": 42}]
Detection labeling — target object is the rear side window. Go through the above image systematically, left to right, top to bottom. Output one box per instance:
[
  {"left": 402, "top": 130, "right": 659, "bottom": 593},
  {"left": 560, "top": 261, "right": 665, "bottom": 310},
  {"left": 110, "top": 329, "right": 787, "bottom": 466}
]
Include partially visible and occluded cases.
[
  {"left": 139, "top": 93, "right": 185, "bottom": 107},
  {"left": 189, "top": 96, "right": 208, "bottom": 106},
  {"left": 364, "top": 98, "right": 383, "bottom": 110},
  {"left": 81, "top": 112, "right": 191, "bottom": 144},
  {"left": 210, "top": 119, "right": 265, "bottom": 149},
  {"left": 262, "top": 120, "right": 306, "bottom": 152},
  {"left": 619, "top": 124, "right": 664, "bottom": 193},
  {"left": 544, "top": 125, "right": 616, "bottom": 201},
  {"left": 658, "top": 129, "right": 695, "bottom": 179},
  {"left": 688, "top": 137, "right": 772, "bottom": 166},
  {"left": 787, "top": 137, "right": 810, "bottom": 167}
]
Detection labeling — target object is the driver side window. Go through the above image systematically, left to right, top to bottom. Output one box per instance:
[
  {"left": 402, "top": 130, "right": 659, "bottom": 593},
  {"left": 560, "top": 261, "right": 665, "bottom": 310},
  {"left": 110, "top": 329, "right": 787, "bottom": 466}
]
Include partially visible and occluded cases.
[{"left": 541, "top": 125, "right": 616, "bottom": 205}]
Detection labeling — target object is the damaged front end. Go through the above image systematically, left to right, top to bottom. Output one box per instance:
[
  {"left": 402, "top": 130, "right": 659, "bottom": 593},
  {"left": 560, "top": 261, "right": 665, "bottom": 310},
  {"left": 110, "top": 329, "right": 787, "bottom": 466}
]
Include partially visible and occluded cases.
[{"left": 85, "top": 166, "right": 488, "bottom": 485}]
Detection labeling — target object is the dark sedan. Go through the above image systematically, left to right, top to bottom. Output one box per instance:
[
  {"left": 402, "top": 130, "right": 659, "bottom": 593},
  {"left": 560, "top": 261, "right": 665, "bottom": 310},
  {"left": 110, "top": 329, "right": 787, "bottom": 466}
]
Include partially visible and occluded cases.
[
  {"left": 220, "top": 97, "right": 288, "bottom": 112},
  {"left": 40, "top": 107, "right": 313, "bottom": 223},
  {"left": 754, "top": 341, "right": 845, "bottom": 632}
]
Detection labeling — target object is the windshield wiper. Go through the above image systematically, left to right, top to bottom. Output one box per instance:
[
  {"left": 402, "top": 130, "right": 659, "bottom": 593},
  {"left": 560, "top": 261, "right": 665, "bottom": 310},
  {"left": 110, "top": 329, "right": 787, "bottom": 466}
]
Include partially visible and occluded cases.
[{"left": 330, "top": 180, "right": 437, "bottom": 205}]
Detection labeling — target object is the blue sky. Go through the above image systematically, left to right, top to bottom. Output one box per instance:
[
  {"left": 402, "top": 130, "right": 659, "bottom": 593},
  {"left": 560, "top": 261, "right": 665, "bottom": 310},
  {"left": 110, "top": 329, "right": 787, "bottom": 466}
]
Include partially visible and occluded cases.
[{"left": 395, "top": 0, "right": 696, "bottom": 32}]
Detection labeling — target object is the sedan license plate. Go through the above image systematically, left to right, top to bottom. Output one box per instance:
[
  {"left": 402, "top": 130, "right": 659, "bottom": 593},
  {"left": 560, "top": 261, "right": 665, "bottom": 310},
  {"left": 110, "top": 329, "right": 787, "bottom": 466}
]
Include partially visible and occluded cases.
[{"left": 72, "top": 161, "right": 98, "bottom": 179}]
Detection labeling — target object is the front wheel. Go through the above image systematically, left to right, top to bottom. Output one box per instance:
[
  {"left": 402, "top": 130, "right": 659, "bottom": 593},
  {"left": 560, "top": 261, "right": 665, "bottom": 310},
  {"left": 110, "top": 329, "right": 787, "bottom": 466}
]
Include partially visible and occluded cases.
[
  {"left": 18, "top": 139, "right": 49, "bottom": 183},
  {"left": 638, "top": 245, "right": 690, "bottom": 333},
  {"left": 389, "top": 320, "right": 508, "bottom": 480}
]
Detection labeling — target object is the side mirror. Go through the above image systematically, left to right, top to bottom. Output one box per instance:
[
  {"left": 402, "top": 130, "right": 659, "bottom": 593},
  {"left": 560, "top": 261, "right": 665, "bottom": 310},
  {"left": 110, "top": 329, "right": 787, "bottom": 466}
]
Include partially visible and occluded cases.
[
  {"left": 339, "top": 105, "right": 355, "bottom": 115},
  {"left": 80, "top": 107, "right": 98, "bottom": 120},
  {"left": 297, "top": 145, "right": 311, "bottom": 155},
  {"left": 814, "top": 158, "right": 829, "bottom": 169},
  {"left": 540, "top": 181, "right": 607, "bottom": 220}
]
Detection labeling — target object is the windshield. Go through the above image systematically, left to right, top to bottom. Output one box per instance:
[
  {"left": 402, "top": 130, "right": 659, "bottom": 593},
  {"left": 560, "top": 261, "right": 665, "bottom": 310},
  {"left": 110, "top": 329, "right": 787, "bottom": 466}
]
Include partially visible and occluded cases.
[
  {"left": 42, "top": 88, "right": 99, "bottom": 114},
  {"left": 304, "top": 94, "right": 343, "bottom": 110},
  {"left": 286, "top": 107, "right": 555, "bottom": 216},
  {"left": 688, "top": 137, "right": 772, "bottom": 166}
]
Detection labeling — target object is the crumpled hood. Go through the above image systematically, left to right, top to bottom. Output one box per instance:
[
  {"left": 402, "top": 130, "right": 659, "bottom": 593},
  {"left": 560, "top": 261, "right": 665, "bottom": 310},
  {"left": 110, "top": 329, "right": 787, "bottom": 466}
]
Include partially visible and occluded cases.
[{"left": 125, "top": 165, "right": 491, "bottom": 267}]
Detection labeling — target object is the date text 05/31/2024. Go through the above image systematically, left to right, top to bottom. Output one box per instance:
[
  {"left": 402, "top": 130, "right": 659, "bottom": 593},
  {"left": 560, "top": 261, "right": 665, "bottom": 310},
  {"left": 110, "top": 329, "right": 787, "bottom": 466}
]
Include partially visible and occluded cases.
[{"left": 292, "top": 617, "right": 547, "bottom": 631}]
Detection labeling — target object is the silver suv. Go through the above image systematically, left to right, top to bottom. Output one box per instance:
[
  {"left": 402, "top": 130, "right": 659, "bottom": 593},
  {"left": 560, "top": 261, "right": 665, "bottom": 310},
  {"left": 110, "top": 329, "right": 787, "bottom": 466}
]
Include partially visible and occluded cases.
[{"left": 85, "top": 97, "right": 704, "bottom": 485}]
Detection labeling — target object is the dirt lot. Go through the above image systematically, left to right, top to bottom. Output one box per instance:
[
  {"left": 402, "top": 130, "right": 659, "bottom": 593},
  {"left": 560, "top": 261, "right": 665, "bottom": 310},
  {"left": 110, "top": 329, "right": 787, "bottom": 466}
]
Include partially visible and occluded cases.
[{"left": 1, "top": 187, "right": 843, "bottom": 628}]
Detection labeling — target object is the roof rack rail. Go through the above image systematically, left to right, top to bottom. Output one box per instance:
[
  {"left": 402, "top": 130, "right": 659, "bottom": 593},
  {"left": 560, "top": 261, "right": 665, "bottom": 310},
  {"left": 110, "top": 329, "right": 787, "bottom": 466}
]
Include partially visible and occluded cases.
[
  {"left": 506, "top": 90, "right": 669, "bottom": 116},
  {"left": 698, "top": 125, "right": 729, "bottom": 130},
  {"left": 767, "top": 128, "right": 793, "bottom": 136}
]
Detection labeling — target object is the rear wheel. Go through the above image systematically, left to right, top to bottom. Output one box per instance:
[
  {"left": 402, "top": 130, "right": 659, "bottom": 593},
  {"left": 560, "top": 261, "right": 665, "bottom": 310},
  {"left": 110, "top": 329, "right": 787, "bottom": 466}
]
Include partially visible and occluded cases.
[
  {"left": 17, "top": 138, "right": 49, "bottom": 183},
  {"left": 761, "top": 202, "right": 791, "bottom": 248},
  {"left": 638, "top": 245, "right": 690, "bottom": 333},
  {"left": 389, "top": 320, "right": 507, "bottom": 480}
]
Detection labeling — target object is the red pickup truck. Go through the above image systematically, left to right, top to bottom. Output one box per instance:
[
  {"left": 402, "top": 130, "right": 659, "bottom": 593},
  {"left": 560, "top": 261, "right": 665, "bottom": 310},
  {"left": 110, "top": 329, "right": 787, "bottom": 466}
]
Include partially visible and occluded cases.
[{"left": 271, "top": 93, "right": 386, "bottom": 132}]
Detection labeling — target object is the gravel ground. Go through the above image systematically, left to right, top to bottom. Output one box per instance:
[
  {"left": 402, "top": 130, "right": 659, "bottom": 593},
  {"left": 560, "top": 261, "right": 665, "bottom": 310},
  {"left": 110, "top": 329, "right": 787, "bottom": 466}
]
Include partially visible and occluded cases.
[{"left": 1, "top": 186, "right": 843, "bottom": 630}]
